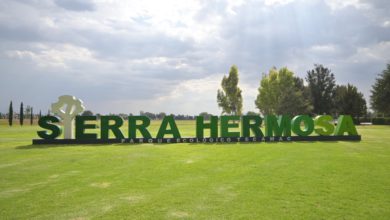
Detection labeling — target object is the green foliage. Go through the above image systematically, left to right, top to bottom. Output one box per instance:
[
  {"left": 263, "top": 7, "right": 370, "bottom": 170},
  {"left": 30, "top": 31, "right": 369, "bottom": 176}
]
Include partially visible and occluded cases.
[
  {"left": 371, "top": 63, "right": 390, "bottom": 116},
  {"left": 306, "top": 64, "right": 336, "bottom": 114},
  {"left": 217, "top": 65, "right": 243, "bottom": 115},
  {"left": 255, "top": 67, "right": 312, "bottom": 115},
  {"left": 293, "top": 76, "right": 312, "bottom": 107},
  {"left": 334, "top": 84, "right": 367, "bottom": 118},
  {"left": 8, "top": 101, "right": 13, "bottom": 126},
  {"left": 20, "top": 102, "right": 24, "bottom": 126},
  {"left": 25, "top": 105, "right": 32, "bottom": 118},
  {"left": 30, "top": 107, "right": 33, "bottom": 125},
  {"left": 81, "top": 110, "right": 94, "bottom": 116},
  {"left": 140, "top": 111, "right": 157, "bottom": 120},
  {"left": 246, "top": 111, "right": 259, "bottom": 116},
  {"left": 157, "top": 112, "right": 166, "bottom": 120},
  {"left": 198, "top": 112, "right": 212, "bottom": 120},
  {"left": 156, "top": 115, "right": 181, "bottom": 138},
  {"left": 220, "top": 115, "right": 240, "bottom": 137},
  {"left": 314, "top": 115, "right": 334, "bottom": 135},
  {"left": 334, "top": 115, "right": 358, "bottom": 135},
  {"left": 37, "top": 116, "right": 62, "bottom": 139},
  {"left": 100, "top": 116, "right": 125, "bottom": 139},
  {"left": 196, "top": 116, "right": 218, "bottom": 138},
  {"left": 371, "top": 117, "right": 390, "bottom": 125}
]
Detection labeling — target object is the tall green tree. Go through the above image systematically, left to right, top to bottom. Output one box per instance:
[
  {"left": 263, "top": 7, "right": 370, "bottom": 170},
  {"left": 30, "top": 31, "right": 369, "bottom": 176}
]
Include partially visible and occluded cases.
[
  {"left": 370, "top": 63, "right": 390, "bottom": 116},
  {"left": 306, "top": 64, "right": 336, "bottom": 114},
  {"left": 217, "top": 65, "right": 243, "bottom": 115},
  {"left": 255, "top": 67, "right": 312, "bottom": 115},
  {"left": 335, "top": 84, "right": 367, "bottom": 119},
  {"left": 8, "top": 101, "right": 13, "bottom": 126},
  {"left": 20, "top": 102, "right": 24, "bottom": 126},
  {"left": 30, "top": 107, "right": 33, "bottom": 125}
]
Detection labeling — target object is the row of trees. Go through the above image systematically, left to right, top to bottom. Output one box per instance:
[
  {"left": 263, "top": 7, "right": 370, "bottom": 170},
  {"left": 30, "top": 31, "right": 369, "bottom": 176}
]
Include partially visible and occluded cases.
[
  {"left": 3, "top": 63, "right": 388, "bottom": 125},
  {"left": 217, "top": 63, "right": 390, "bottom": 118},
  {"left": 5, "top": 102, "right": 42, "bottom": 126},
  {"left": 81, "top": 110, "right": 199, "bottom": 120}
]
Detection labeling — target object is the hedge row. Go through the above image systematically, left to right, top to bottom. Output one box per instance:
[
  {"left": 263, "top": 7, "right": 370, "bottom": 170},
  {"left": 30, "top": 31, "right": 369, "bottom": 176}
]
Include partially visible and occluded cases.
[{"left": 371, "top": 118, "right": 390, "bottom": 125}]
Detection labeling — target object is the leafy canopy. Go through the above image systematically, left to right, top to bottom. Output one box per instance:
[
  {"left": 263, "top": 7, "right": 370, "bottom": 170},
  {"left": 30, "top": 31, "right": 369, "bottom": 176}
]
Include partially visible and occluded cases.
[
  {"left": 371, "top": 63, "right": 390, "bottom": 116},
  {"left": 306, "top": 64, "right": 336, "bottom": 114},
  {"left": 217, "top": 65, "right": 243, "bottom": 115},
  {"left": 255, "top": 67, "right": 312, "bottom": 115},
  {"left": 335, "top": 84, "right": 367, "bottom": 118}
]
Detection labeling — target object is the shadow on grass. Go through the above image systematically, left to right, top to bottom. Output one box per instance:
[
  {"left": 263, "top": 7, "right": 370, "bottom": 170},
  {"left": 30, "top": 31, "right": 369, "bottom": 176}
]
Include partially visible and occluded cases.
[
  {"left": 16, "top": 140, "right": 358, "bottom": 150},
  {"left": 15, "top": 142, "right": 258, "bottom": 149},
  {"left": 15, "top": 143, "right": 144, "bottom": 149}
]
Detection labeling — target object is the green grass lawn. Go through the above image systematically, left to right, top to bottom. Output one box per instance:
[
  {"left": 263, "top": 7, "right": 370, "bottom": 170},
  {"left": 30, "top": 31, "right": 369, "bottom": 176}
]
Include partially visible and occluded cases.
[{"left": 0, "top": 120, "right": 389, "bottom": 219}]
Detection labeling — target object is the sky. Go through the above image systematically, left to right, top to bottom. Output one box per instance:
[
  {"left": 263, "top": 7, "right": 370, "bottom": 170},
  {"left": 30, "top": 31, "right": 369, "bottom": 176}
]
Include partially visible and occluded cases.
[{"left": 0, "top": 0, "right": 389, "bottom": 115}]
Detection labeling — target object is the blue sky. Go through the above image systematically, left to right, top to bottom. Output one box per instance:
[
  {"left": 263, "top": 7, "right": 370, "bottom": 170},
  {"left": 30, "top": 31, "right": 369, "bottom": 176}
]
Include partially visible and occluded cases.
[{"left": 1, "top": 0, "right": 389, "bottom": 115}]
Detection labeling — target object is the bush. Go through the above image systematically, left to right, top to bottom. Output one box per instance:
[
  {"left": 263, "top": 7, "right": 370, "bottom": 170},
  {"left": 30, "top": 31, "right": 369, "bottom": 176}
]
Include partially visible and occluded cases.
[
  {"left": 359, "top": 117, "right": 371, "bottom": 123},
  {"left": 352, "top": 118, "right": 361, "bottom": 125},
  {"left": 372, "top": 118, "right": 390, "bottom": 125},
  {"left": 372, "top": 118, "right": 385, "bottom": 125}
]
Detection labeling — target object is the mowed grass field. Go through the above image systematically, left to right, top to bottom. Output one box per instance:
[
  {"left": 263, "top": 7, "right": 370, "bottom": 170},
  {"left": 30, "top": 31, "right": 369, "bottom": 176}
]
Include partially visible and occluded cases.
[{"left": 0, "top": 119, "right": 389, "bottom": 219}]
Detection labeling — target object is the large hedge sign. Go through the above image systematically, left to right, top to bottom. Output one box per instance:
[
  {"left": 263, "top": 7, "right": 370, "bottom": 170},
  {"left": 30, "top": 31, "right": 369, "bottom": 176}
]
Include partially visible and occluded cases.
[{"left": 33, "top": 95, "right": 361, "bottom": 145}]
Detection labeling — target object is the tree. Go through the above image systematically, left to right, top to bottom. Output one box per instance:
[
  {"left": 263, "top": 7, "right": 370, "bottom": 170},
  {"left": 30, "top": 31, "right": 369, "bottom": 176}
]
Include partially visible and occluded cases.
[
  {"left": 371, "top": 63, "right": 390, "bottom": 116},
  {"left": 306, "top": 64, "right": 336, "bottom": 114},
  {"left": 217, "top": 65, "right": 243, "bottom": 115},
  {"left": 255, "top": 67, "right": 312, "bottom": 115},
  {"left": 293, "top": 76, "right": 311, "bottom": 106},
  {"left": 335, "top": 84, "right": 367, "bottom": 119},
  {"left": 8, "top": 101, "right": 13, "bottom": 126},
  {"left": 20, "top": 102, "right": 24, "bottom": 126},
  {"left": 25, "top": 105, "right": 31, "bottom": 118},
  {"left": 25, "top": 105, "right": 32, "bottom": 125},
  {"left": 30, "top": 107, "right": 33, "bottom": 125},
  {"left": 39, "top": 110, "right": 42, "bottom": 119},
  {"left": 81, "top": 110, "right": 94, "bottom": 116},
  {"left": 140, "top": 111, "right": 157, "bottom": 120},
  {"left": 246, "top": 111, "right": 259, "bottom": 116},
  {"left": 157, "top": 112, "right": 166, "bottom": 120},
  {"left": 199, "top": 112, "right": 212, "bottom": 120}
]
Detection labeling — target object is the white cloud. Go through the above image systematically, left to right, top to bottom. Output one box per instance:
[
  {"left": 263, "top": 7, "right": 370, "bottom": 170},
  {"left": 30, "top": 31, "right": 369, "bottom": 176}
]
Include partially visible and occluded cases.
[
  {"left": 0, "top": 0, "right": 389, "bottom": 114},
  {"left": 264, "top": 0, "right": 296, "bottom": 6},
  {"left": 325, "top": 0, "right": 370, "bottom": 11},
  {"left": 382, "top": 20, "right": 390, "bottom": 27},
  {"left": 348, "top": 41, "right": 390, "bottom": 63},
  {"left": 5, "top": 43, "right": 101, "bottom": 69},
  {"left": 309, "top": 44, "right": 338, "bottom": 54},
  {"left": 157, "top": 74, "right": 222, "bottom": 101}
]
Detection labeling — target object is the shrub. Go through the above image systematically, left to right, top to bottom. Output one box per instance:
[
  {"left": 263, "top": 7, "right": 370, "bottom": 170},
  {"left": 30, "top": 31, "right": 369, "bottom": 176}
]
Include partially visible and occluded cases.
[
  {"left": 352, "top": 118, "right": 361, "bottom": 125},
  {"left": 372, "top": 118, "right": 390, "bottom": 125}
]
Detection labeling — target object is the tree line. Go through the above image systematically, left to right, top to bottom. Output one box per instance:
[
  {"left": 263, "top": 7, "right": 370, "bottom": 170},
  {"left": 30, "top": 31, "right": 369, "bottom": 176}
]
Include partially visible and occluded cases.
[
  {"left": 217, "top": 63, "right": 390, "bottom": 122},
  {"left": 2, "top": 64, "right": 389, "bottom": 125},
  {"left": 3, "top": 102, "right": 44, "bottom": 126},
  {"left": 81, "top": 111, "right": 198, "bottom": 121}
]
